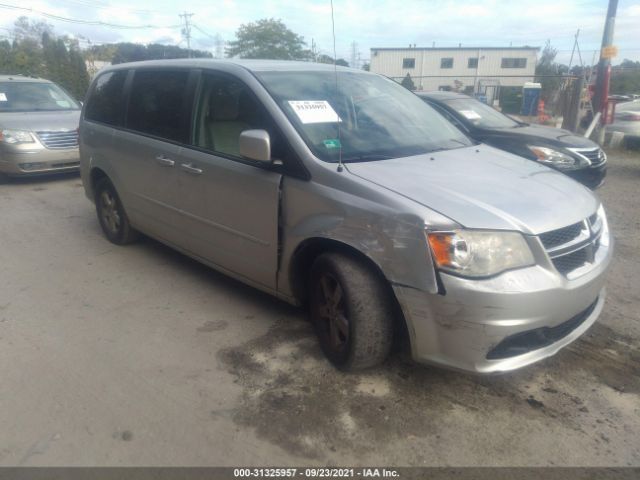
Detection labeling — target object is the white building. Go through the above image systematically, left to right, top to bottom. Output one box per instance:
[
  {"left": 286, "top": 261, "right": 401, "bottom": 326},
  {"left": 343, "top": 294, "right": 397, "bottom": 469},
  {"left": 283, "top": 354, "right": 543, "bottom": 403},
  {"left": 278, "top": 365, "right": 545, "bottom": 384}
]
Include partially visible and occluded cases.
[{"left": 370, "top": 46, "right": 539, "bottom": 95}]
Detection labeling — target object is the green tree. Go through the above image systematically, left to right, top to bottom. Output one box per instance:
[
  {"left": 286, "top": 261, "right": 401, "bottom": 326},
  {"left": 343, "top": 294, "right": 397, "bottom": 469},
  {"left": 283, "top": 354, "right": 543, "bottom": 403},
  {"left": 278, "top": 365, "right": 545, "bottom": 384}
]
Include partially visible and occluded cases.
[
  {"left": 0, "top": 17, "right": 90, "bottom": 100},
  {"left": 226, "top": 18, "right": 310, "bottom": 60},
  {"left": 0, "top": 39, "right": 16, "bottom": 73},
  {"left": 534, "top": 41, "right": 568, "bottom": 101},
  {"left": 108, "top": 42, "right": 211, "bottom": 64},
  {"left": 112, "top": 43, "right": 148, "bottom": 64},
  {"left": 68, "top": 45, "right": 90, "bottom": 100},
  {"left": 317, "top": 54, "right": 349, "bottom": 66},
  {"left": 610, "top": 59, "right": 640, "bottom": 95},
  {"left": 400, "top": 73, "right": 416, "bottom": 91}
]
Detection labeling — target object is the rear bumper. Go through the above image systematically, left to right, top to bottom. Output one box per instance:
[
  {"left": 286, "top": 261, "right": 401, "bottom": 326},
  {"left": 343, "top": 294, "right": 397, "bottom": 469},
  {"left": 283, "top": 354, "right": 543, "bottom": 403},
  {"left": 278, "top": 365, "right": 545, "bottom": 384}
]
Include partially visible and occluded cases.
[
  {"left": 0, "top": 147, "right": 79, "bottom": 175},
  {"left": 394, "top": 236, "right": 612, "bottom": 374}
]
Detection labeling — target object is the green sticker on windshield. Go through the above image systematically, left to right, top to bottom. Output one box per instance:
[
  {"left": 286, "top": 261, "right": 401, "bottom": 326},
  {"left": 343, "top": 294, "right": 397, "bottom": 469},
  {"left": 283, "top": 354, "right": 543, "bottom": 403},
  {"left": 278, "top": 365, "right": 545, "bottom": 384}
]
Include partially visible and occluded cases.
[{"left": 323, "top": 139, "right": 342, "bottom": 149}]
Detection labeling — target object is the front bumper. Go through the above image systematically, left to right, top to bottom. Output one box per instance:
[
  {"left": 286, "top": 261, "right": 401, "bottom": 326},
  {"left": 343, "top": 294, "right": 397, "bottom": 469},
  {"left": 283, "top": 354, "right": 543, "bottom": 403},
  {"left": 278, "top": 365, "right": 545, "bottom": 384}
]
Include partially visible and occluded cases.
[
  {"left": 0, "top": 147, "right": 80, "bottom": 176},
  {"left": 565, "top": 163, "right": 607, "bottom": 190},
  {"left": 394, "top": 238, "right": 612, "bottom": 374}
]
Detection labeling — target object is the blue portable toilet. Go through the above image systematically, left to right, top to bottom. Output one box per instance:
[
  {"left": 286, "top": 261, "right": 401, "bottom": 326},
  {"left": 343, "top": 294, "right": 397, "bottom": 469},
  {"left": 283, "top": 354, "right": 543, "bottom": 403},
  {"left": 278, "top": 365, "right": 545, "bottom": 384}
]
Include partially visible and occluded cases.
[{"left": 521, "top": 82, "right": 541, "bottom": 115}]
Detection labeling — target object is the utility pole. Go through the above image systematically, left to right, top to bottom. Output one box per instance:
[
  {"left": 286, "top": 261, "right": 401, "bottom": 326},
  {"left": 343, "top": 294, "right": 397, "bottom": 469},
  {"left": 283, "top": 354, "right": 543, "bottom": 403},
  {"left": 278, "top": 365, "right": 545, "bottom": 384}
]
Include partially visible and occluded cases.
[
  {"left": 592, "top": 0, "right": 618, "bottom": 116},
  {"left": 179, "top": 11, "right": 194, "bottom": 58},
  {"left": 567, "top": 29, "right": 580, "bottom": 72},
  {"left": 214, "top": 34, "right": 224, "bottom": 59},
  {"left": 350, "top": 41, "right": 358, "bottom": 69}
]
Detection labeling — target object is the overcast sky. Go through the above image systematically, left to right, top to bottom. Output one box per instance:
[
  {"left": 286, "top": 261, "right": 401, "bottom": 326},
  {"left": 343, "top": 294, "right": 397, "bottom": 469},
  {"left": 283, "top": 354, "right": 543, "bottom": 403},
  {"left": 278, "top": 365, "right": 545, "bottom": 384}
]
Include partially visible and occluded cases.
[{"left": 1, "top": 0, "right": 639, "bottom": 65}]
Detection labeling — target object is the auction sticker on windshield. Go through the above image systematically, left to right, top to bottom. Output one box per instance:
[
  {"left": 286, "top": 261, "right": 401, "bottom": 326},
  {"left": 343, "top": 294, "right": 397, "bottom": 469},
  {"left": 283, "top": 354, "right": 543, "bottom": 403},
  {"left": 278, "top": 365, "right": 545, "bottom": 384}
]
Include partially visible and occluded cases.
[
  {"left": 0, "top": 93, "right": 7, "bottom": 102},
  {"left": 288, "top": 100, "right": 342, "bottom": 124},
  {"left": 459, "top": 109, "right": 481, "bottom": 120}
]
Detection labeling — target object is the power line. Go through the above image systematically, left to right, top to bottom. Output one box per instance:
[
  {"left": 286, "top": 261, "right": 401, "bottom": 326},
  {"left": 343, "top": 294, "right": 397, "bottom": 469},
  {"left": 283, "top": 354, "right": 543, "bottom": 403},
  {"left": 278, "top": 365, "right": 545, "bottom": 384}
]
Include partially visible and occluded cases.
[
  {"left": 49, "top": 0, "right": 163, "bottom": 15},
  {"left": 0, "top": 2, "right": 181, "bottom": 30},
  {"left": 192, "top": 24, "right": 216, "bottom": 40}
]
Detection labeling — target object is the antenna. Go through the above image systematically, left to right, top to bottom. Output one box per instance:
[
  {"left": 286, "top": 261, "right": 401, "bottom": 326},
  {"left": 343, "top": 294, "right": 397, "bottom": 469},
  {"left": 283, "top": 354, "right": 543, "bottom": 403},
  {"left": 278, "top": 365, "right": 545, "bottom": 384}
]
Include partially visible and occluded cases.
[{"left": 330, "top": 0, "right": 344, "bottom": 172}]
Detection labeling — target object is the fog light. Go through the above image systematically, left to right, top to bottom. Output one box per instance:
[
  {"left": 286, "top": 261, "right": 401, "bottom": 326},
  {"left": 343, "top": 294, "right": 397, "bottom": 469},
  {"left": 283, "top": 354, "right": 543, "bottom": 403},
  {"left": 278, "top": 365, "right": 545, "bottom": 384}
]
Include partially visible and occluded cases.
[{"left": 19, "top": 162, "right": 46, "bottom": 171}]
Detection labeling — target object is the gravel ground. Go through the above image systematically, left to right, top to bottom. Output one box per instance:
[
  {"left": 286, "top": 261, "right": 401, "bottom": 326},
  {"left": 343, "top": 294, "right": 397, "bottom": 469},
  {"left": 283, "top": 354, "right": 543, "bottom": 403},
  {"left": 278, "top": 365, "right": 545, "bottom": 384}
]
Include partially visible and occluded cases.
[{"left": 0, "top": 149, "right": 638, "bottom": 466}]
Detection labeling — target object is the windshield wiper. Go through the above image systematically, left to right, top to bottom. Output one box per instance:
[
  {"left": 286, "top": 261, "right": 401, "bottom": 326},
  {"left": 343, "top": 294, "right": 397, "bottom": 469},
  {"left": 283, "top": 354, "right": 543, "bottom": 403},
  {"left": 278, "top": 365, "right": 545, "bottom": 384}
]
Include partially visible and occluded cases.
[{"left": 341, "top": 153, "right": 397, "bottom": 162}]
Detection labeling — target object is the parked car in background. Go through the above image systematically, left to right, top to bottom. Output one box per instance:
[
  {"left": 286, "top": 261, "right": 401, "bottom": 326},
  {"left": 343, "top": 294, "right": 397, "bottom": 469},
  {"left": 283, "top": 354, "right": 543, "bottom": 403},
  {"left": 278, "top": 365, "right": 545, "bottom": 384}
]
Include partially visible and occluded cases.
[
  {"left": 80, "top": 60, "right": 611, "bottom": 373},
  {"left": 0, "top": 75, "right": 80, "bottom": 178},
  {"left": 418, "top": 91, "right": 607, "bottom": 189},
  {"left": 607, "top": 100, "right": 640, "bottom": 149}
]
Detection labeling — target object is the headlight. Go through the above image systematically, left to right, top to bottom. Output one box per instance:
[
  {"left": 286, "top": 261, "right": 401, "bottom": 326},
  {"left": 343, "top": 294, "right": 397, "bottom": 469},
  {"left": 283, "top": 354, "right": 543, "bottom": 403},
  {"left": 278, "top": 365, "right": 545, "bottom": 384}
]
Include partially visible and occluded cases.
[
  {"left": 0, "top": 129, "right": 35, "bottom": 144},
  {"left": 527, "top": 145, "right": 585, "bottom": 169},
  {"left": 596, "top": 204, "right": 610, "bottom": 248},
  {"left": 427, "top": 229, "right": 535, "bottom": 278}
]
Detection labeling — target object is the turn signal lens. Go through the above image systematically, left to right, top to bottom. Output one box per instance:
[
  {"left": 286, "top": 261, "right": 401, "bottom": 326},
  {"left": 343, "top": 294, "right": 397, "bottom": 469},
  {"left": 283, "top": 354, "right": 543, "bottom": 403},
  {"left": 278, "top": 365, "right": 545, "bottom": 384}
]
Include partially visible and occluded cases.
[{"left": 427, "top": 233, "right": 453, "bottom": 266}]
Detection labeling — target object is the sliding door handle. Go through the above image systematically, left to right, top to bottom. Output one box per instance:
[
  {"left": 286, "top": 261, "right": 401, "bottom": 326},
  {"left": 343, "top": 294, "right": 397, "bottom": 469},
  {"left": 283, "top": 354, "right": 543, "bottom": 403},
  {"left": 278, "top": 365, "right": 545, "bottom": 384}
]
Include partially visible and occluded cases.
[
  {"left": 155, "top": 155, "right": 175, "bottom": 167},
  {"left": 180, "top": 163, "right": 203, "bottom": 175}
]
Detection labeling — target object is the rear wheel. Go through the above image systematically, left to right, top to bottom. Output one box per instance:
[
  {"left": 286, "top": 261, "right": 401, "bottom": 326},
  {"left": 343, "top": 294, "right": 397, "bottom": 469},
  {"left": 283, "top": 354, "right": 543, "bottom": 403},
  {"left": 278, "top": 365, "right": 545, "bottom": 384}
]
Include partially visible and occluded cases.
[
  {"left": 94, "top": 177, "right": 139, "bottom": 245},
  {"left": 309, "top": 253, "right": 394, "bottom": 370}
]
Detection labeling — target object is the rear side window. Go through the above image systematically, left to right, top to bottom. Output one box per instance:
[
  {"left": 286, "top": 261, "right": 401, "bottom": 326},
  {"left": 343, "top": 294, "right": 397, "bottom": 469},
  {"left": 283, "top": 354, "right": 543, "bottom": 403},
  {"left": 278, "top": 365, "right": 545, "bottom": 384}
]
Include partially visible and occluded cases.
[
  {"left": 126, "top": 70, "right": 191, "bottom": 143},
  {"left": 85, "top": 71, "right": 127, "bottom": 126}
]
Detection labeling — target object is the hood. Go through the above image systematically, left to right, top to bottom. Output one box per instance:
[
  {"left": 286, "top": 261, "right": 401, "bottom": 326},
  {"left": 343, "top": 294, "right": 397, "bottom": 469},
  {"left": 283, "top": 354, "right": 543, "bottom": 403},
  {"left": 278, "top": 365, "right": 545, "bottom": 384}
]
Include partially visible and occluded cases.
[
  {"left": 0, "top": 110, "right": 81, "bottom": 132},
  {"left": 482, "top": 123, "right": 597, "bottom": 149},
  {"left": 346, "top": 145, "right": 598, "bottom": 235}
]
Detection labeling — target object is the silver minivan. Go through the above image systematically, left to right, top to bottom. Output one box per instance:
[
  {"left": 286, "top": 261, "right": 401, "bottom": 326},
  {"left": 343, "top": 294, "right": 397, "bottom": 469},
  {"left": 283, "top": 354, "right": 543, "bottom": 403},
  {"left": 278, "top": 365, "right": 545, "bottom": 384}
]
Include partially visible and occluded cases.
[
  {"left": 79, "top": 60, "right": 612, "bottom": 373},
  {"left": 0, "top": 75, "right": 80, "bottom": 177}
]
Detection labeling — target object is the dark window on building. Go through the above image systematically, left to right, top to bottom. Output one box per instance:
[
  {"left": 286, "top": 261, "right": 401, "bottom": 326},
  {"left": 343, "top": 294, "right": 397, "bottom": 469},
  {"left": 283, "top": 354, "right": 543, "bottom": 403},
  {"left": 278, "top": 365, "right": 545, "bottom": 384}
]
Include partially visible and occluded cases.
[
  {"left": 468, "top": 57, "right": 478, "bottom": 68},
  {"left": 402, "top": 58, "right": 416, "bottom": 69},
  {"left": 440, "top": 58, "right": 454, "bottom": 69},
  {"left": 501, "top": 58, "right": 527, "bottom": 68},
  {"left": 84, "top": 70, "right": 128, "bottom": 126},
  {"left": 126, "top": 70, "right": 191, "bottom": 143}
]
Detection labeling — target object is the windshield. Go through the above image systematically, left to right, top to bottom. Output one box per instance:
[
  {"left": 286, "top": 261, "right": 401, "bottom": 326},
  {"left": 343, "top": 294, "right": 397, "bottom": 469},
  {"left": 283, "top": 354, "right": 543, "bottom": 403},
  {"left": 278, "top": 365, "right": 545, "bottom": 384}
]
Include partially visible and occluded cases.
[
  {"left": 256, "top": 71, "right": 473, "bottom": 162},
  {"left": 0, "top": 81, "right": 80, "bottom": 112},
  {"left": 444, "top": 97, "right": 520, "bottom": 129}
]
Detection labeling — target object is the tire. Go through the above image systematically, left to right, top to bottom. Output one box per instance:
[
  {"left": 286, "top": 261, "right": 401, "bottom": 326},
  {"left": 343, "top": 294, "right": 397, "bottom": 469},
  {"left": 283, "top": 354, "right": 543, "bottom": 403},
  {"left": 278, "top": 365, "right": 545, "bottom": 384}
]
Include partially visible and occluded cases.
[
  {"left": 94, "top": 177, "right": 139, "bottom": 245},
  {"left": 309, "top": 252, "right": 394, "bottom": 371}
]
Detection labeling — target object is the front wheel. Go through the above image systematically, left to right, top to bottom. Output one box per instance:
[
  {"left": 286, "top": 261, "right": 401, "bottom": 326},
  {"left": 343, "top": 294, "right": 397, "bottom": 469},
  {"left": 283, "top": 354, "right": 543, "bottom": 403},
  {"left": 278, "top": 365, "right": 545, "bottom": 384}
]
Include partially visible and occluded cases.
[
  {"left": 94, "top": 178, "right": 139, "bottom": 245},
  {"left": 309, "top": 253, "right": 394, "bottom": 371}
]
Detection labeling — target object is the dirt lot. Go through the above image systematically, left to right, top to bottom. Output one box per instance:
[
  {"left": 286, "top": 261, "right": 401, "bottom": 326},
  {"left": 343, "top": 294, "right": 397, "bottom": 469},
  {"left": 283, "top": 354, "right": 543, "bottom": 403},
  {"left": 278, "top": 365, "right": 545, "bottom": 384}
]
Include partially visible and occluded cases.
[{"left": 0, "top": 150, "right": 639, "bottom": 467}]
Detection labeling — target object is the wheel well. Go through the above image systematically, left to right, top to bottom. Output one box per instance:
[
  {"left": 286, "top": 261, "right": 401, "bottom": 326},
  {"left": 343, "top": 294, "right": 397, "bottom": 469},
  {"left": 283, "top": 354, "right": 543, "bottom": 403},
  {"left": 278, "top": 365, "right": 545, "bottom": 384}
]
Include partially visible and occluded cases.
[
  {"left": 90, "top": 168, "right": 109, "bottom": 197},
  {"left": 290, "top": 237, "right": 409, "bottom": 348}
]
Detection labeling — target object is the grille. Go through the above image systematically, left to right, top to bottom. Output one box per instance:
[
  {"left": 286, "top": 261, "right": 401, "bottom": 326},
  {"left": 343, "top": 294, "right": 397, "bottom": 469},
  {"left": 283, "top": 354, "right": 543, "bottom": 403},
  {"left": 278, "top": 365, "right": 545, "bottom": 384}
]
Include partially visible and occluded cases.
[
  {"left": 35, "top": 130, "right": 78, "bottom": 149},
  {"left": 573, "top": 148, "right": 606, "bottom": 166},
  {"left": 539, "top": 213, "right": 602, "bottom": 277},
  {"left": 539, "top": 222, "right": 583, "bottom": 249},
  {"left": 552, "top": 248, "right": 589, "bottom": 275},
  {"left": 486, "top": 299, "right": 598, "bottom": 360}
]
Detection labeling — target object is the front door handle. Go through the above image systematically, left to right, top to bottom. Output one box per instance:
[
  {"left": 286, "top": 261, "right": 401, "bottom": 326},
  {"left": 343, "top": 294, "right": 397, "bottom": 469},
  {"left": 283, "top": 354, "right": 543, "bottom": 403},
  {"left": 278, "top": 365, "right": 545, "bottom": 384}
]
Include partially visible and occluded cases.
[
  {"left": 155, "top": 155, "right": 175, "bottom": 167},
  {"left": 180, "top": 163, "right": 203, "bottom": 175}
]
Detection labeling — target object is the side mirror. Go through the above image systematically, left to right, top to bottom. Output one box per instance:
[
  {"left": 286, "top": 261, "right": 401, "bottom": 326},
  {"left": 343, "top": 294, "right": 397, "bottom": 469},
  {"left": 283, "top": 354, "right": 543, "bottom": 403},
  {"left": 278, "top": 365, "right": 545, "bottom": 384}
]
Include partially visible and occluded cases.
[{"left": 239, "top": 129, "right": 271, "bottom": 163}]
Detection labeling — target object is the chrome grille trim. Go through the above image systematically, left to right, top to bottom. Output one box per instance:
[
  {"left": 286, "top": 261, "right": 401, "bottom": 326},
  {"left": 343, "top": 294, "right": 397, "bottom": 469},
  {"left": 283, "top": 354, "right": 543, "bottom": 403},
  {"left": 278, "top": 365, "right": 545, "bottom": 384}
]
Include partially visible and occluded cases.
[
  {"left": 35, "top": 130, "right": 78, "bottom": 150},
  {"left": 567, "top": 147, "right": 607, "bottom": 166}
]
